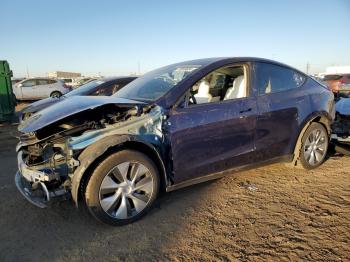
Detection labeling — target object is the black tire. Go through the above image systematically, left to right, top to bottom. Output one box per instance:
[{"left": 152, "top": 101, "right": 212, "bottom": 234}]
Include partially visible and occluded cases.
[
  {"left": 50, "top": 91, "right": 62, "bottom": 98},
  {"left": 299, "top": 122, "right": 328, "bottom": 170},
  {"left": 84, "top": 150, "right": 160, "bottom": 226}
]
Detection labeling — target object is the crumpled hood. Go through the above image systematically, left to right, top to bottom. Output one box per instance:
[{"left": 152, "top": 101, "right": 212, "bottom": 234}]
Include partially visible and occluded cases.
[
  {"left": 18, "top": 96, "right": 145, "bottom": 133},
  {"left": 21, "top": 97, "right": 62, "bottom": 114},
  {"left": 335, "top": 98, "right": 350, "bottom": 116}
]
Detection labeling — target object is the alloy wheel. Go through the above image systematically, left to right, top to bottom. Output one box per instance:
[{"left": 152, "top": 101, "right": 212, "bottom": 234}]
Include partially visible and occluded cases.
[
  {"left": 303, "top": 128, "right": 327, "bottom": 166},
  {"left": 99, "top": 161, "right": 154, "bottom": 219}
]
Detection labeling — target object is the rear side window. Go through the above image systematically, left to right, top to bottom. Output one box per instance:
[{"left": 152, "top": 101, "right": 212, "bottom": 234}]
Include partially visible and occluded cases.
[
  {"left": 255, "top": 62, "right": 306, "bottom": 95},
  {"left": 37, "top": 79, "right": 49, "bottom": 85},
  {"left": 93, "top": 80, "right": 134, "bottom": 96},
  {"left": 112, "top": 80, "right": 132, "bottom": 93},
  {"left": 92, "top": 84, "right": 116, "bottom": 96}
]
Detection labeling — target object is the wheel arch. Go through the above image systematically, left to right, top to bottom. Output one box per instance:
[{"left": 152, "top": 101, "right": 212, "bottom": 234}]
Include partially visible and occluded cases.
[
  {"left": 291, "top": 111, "right": 332, "bottom": 166},
  {"left": 71, "top": 135, "right": 168, "bottom": 206}
]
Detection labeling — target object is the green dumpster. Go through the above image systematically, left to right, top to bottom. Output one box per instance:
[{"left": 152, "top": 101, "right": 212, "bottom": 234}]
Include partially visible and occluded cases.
[{"left": 0, "top": 60, "right": 15, "bottom": 122}]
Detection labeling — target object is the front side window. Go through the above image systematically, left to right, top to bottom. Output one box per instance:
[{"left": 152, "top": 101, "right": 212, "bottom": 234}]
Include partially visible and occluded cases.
[
  {"left": 256, "top": 62, "right": 306, "bottom": 95},
  {"left": 113, "top": 63, "right": 202, "bottom": 102},
  {"left": 187, "top": 65, "right": 247, "bottom": 106},
  {"left": 22, "top": 79, "right": 36, "bottom": 87}
]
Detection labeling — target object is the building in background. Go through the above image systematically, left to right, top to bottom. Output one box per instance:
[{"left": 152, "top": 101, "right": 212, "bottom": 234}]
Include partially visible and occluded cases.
[{"left": 48, "top": 71, "right": 81, "bottom": 78}]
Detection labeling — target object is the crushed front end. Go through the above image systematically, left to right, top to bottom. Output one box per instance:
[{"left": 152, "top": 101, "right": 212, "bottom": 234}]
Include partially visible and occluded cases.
[
  {"left": 15, "top": 96, "right": 166, "bottom": 208},
  {"left": 15, "top": 130, "right": 79, "bottom": 207}
]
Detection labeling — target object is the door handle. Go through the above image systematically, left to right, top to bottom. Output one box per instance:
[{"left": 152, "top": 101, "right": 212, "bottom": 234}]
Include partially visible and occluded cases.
[{"left": 240, "top": 108, "right": 252, "bottom": 114}]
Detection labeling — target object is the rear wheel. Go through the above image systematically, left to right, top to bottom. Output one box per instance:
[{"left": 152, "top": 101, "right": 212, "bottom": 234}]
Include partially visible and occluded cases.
[
  {"left": 50, "top": 91, "right": 62, "bottom": 98},
  {"left": 299, "top": 122, "right": 328, "bottom": 169},
  {"left": 84, "top": 150, "right": 159, "bottom": 226}
]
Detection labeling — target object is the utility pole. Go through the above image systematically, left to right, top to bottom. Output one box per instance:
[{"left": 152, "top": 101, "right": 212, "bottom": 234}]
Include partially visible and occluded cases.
[
  {"left": 306, "top": 62, "right": 310, "bottom": 74},
  {"left": 26, "top": 65, "right": 29, "bottom": 78}
]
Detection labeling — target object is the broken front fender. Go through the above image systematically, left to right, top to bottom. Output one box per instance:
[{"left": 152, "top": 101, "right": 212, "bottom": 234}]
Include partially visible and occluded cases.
[
  {"left": 67, "top": 106, "right": 168, "bottom": 205},
  {"left": 70, "top": 134, "right": 167, "bottom": 206}
]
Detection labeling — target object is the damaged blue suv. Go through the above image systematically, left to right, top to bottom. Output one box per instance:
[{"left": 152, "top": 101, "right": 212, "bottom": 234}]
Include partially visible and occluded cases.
[{"left": 15, "top": 58, "right": 334, "bottom": 225}]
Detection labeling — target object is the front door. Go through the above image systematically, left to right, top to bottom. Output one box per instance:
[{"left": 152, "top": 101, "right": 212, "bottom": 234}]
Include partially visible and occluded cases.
[
  {"left": 166, "top": 64, "right": 257, "bottom": 184},
  {"left": 21, "top": 79, "right": 37, "bottom": 99}
]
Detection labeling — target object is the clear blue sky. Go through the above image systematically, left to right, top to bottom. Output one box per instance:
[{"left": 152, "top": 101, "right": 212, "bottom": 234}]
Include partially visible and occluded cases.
[{"left": 2, "top": 0, "right": 350, "bottom": 77}]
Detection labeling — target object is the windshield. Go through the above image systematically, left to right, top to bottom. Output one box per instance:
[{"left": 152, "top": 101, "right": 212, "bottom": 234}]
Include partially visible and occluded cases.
[
  {"left": 113, "top": 63, "right": 202, "bottom": 101},
  {"left": 65, "top": 80, "right": 105, "bottom": 97}
]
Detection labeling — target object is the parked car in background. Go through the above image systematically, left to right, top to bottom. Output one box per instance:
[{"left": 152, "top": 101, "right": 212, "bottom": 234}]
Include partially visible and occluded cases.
[
  {"left": 15, "top": 57, "right": 334, "bottom": 225},
  {"left": 324, "top": 74, "right": 350, "bottom": 93},
  {"left": 20, "top": 76, "right": 137, "bottom": 120},
  {"left": 72, "top": 77, "right": 96, "bottom": 88},
  {"left": 13, "top": 78, "right": 70, "bottom": 100},
  {"left": 60, "top": 78, "right": 75, "bottom": 87},
  {"left": 338, "top": 83, "right": 350, "bottom": 97},
  {"left": 331, "top": 89, "right": 350, "bottom": 154}
]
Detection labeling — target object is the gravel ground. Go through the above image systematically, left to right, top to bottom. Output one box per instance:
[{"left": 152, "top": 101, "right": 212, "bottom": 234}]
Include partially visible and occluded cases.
[{"left": 0, "top": 124, "right": 349, "bottom": 262}]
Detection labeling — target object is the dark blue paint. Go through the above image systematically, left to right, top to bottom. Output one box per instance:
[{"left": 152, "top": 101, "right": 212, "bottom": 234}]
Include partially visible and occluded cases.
[
  {"left": 19, "top": 57, "right": 335, "bottom": 189},
  {"left": 161, "top": 59, "right": 334, "bottom": 185},
  {"left": 167, "top": 96, "right": 257, "bottom": 183}
]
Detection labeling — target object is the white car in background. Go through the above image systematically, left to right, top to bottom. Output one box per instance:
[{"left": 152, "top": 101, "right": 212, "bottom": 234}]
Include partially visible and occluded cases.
[{"left": 13, "top": 78, "right": 71, "bottom": 100}]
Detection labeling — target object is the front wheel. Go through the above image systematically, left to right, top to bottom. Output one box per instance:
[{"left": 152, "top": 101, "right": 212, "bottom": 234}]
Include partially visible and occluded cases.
[
  {"left": 299, "top": 122, "right": 329, "bottom": 169},
  {"left": 84, "top": 150, "right": 159, "bottom": 226}
]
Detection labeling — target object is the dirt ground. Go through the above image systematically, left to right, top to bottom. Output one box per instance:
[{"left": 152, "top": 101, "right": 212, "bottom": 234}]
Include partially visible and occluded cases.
[{"left": 0, "top": 122, "right": 349, "bottom": 261}]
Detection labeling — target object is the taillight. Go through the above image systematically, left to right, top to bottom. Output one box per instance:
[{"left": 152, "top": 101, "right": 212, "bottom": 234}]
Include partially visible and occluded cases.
[
  {"left": 338, "top": 79, "right": 345, "bottom": 85},
  {"left": 63, "top": 84, "right": 70, "bottom": 89}
]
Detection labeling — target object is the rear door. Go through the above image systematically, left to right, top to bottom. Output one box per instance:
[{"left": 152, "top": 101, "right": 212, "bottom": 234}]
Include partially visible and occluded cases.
[
  {"left": 253, "top": 62, "right": 308, "bottom": 161},
  {"left": 166, "top": 63, "right": 257, "bottom": 184},
  {"left": 36, "top": 79, "right": 51, "bottom": 98}
]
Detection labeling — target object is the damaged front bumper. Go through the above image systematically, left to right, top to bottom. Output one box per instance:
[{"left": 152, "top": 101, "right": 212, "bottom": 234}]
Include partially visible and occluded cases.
[
  {"left": 15, "top": 151, "right": 69, "bottom": 208},
  {"left": 15, "top": 171, "right": 49, "bottom": 208}
]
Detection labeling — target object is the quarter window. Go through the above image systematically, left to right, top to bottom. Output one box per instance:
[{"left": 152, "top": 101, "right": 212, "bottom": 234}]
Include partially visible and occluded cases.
[{"left": 256, "top": 63, "right": 306, "bottom": 95}]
